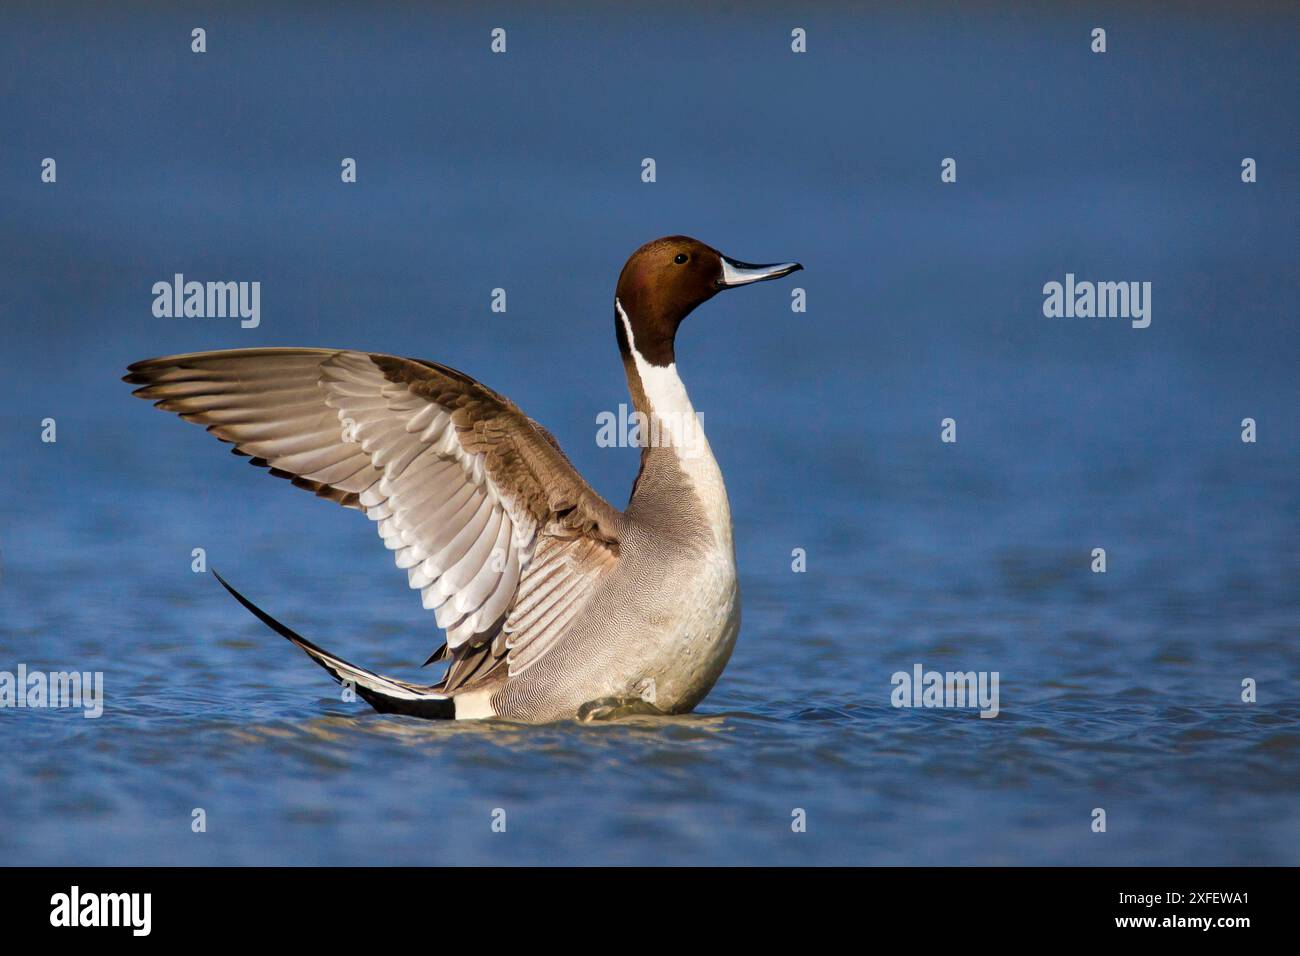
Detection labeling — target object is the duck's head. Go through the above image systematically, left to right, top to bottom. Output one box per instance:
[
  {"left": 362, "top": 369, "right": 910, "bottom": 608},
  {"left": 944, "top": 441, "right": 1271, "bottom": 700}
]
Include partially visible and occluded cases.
[{"left": 614, "top": 235, "right": 801, "bottom": 367}]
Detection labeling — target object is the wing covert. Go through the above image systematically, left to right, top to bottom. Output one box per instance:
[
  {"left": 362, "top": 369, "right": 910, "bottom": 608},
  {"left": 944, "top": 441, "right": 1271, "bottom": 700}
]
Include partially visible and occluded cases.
[{"left": 126, "top": 347, "right": 621, "bottom": 688}]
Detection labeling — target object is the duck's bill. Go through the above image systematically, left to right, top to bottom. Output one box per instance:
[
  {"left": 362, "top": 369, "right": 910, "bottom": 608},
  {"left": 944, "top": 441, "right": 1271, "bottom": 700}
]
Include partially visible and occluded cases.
[{"left": 719, "top": 256, "right": 803, "bottom": 288}]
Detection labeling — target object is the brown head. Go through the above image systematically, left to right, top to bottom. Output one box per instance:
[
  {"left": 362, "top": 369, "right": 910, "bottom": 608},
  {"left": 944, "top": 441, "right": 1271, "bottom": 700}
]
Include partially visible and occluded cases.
[{"left": 614, "top": 235, "right": 802, "bottom": 367}]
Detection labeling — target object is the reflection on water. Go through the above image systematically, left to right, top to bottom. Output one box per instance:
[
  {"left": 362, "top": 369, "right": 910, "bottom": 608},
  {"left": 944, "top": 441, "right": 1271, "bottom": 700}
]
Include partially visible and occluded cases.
[{"left": 233, "top": 709, "right": 741, "bottom": 750}]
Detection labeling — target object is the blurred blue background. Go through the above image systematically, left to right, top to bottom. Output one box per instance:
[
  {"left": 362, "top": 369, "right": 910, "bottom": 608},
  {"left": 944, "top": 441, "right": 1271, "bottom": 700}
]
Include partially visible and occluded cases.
[{"left": 1, "top": 1, "right": 1297, "bottom": 865}]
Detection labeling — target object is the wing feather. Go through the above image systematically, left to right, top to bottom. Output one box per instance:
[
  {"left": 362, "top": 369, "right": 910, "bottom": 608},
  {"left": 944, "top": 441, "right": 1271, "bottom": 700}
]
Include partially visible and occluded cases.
[{"left": 125, "top": 347, "right": 621, "bottom": 692}]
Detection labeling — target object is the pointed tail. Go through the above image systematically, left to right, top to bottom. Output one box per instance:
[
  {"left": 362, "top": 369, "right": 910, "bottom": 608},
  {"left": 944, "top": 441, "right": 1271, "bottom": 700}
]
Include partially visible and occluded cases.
[{"left": 211, "top": 569, "right": 455, "bottom": 719}]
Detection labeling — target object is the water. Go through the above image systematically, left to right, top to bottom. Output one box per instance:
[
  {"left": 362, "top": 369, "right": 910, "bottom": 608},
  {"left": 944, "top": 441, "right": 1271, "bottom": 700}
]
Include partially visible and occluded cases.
[{"left": 1, "top": 2, "right": 1298, "bottom": 865}]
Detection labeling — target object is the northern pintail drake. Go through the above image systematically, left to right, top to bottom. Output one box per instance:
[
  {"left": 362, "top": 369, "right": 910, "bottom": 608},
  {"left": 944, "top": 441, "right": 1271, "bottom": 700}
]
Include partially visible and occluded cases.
[{"left": 125, "top": 236, "right": 801, "bottom": 722}]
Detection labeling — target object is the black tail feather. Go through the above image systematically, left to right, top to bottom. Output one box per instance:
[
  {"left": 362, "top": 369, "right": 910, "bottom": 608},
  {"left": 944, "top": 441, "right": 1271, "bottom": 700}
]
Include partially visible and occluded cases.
[{"left": 210, "top": 569, "right": 455, "bottom": 719}]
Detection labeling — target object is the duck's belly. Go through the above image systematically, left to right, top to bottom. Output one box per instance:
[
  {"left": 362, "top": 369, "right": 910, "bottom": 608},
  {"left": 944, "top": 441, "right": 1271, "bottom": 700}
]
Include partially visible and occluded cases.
[
  {"left": 483, "top": 544, "right": 740, "bottom": 722},
  {"left": 637, "top": 548, "right": 741, "bottom": 713}
]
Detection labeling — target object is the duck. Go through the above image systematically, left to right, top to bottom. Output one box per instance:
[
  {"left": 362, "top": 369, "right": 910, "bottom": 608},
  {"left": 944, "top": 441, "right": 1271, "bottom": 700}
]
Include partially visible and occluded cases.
[{"left": 124, "top": 236, "right": 802, "bottom": 722}]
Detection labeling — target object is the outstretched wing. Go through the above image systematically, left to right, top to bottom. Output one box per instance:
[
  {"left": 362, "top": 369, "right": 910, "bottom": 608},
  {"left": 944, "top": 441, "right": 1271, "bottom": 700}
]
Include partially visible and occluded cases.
[{"left": 125, "top": 347, "right": 621, "bottom": 691}]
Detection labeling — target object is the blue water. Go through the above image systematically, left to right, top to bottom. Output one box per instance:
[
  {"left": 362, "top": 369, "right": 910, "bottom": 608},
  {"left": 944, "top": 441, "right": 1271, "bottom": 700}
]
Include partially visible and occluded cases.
[{"left": 1, "top": 2, "right": 1298, "bottom": 865}]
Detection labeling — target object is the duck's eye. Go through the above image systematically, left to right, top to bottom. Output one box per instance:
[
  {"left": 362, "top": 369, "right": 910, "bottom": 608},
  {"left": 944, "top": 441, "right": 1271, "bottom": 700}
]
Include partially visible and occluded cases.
[{"left": 673, "top": 253, "right": 688, "bottom": 264}]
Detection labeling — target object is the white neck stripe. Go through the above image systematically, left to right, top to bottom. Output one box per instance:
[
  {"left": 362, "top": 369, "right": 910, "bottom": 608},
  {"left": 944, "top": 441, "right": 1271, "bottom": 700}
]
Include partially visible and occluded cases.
[{"left": 616, "top": 298, "right": 705, "bottom": 459}]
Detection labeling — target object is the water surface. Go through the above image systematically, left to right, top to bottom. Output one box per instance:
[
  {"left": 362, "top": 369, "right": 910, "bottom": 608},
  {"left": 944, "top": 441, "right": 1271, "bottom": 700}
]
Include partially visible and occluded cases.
[{"left": 1, "top": 2, "right": 1297, "bottom": 865}]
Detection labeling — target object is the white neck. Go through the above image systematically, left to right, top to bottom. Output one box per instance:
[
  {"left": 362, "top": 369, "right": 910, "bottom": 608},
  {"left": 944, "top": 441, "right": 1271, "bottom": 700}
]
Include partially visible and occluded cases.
[{"left": 616, "top": 299, "right": 732, "bottom": 546}]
